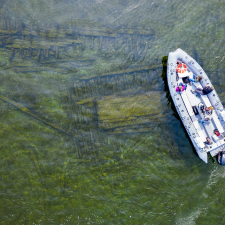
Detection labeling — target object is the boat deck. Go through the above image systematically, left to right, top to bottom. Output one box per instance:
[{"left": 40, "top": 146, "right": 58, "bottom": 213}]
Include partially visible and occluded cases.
[
  {"left": 168, "top": 48, "right": 225, "bottom": 163},
  {"left": 177, "top": 78, "right": 225, "bottom": 153}
]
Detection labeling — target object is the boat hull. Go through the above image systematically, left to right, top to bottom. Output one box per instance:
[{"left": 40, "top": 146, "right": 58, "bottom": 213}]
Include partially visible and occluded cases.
[{"left": 167, "top": 48, "right": 225, "bottom": 163}]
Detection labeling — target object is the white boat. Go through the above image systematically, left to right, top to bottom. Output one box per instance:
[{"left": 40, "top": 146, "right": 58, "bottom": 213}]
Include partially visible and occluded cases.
[{"left": 167, "top": 48, "right": 225, "bottom": 165}]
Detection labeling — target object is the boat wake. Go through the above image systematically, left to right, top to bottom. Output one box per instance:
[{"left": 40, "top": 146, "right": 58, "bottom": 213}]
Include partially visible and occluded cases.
[{"left": 175, "top": 165, "right": 225, "bottom": 224}]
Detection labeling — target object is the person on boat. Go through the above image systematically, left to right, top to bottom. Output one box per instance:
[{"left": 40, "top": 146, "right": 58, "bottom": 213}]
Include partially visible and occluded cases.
[
  {"left": 182, "top": 75, "right": 202, "bottom": 84},
  {"left": 189, "top": 75, "right": 202, "bottom": 83},
  {"left": 176, "top": 82, "right": 186, "bottom": 92},
  {"left": 191, "top": 84, "right": 214, "bottom": 95},
  {"left": 205, "top": 107, "right": 212, "bottom": 115},
  {"left": 198, "top": 117, "right": 210, "bottom": 123},
  {"left": 204, "top": 137, "right": 213, "bottom": 145}
]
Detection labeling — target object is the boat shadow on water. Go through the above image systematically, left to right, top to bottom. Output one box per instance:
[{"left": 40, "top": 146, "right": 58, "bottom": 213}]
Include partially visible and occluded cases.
[{"left": 160, "top": 55, "right": 215, "bottom": 164}]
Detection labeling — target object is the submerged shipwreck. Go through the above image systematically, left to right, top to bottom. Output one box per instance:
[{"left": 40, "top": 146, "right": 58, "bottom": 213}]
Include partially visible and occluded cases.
[{"left": 167, "top": 48, "right": 225, "bottom": 165}]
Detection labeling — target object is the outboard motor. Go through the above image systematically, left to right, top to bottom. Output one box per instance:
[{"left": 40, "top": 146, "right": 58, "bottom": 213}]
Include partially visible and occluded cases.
[{"left": 218, "top": 152, "right": 225, "bottom": 166}]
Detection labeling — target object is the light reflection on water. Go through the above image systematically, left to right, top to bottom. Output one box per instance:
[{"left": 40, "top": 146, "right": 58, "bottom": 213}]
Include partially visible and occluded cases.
[{"left": 1, "top": 0, "right": 225, "bottom": 224}]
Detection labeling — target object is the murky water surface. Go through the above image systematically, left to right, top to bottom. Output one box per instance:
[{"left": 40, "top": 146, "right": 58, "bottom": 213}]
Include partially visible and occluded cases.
[{"left": 1, "top": 0, "right": 225, "bottom": 224}]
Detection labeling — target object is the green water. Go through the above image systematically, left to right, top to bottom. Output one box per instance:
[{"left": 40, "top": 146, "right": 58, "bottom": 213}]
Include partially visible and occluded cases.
[{"left": 1, "top": 0, "right": 225, "bottom": 224}]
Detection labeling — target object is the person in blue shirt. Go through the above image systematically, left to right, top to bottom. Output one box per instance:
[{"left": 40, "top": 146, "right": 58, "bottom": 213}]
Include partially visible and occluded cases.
[
  {"left": 182, "top": 75, "right": 202, "bottom": 84},
  {"left": 189, "top": 75, "right": 202, "bottom": 83}
]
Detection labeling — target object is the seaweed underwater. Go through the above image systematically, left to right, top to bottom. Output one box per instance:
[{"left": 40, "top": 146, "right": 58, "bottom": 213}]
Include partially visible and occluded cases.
[
  {"left": 0, "top": 15, "right": 215, "bottom": 224},
  {"left": 0, "top": 18, "right": 169, "bottom": 160}
]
